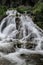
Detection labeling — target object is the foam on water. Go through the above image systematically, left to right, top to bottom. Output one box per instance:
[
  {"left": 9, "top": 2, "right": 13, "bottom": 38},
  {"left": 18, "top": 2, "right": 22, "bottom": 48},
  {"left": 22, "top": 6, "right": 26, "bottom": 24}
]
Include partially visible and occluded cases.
[{"left": 0, "top": 10, "right": 43, "bottom": 65}]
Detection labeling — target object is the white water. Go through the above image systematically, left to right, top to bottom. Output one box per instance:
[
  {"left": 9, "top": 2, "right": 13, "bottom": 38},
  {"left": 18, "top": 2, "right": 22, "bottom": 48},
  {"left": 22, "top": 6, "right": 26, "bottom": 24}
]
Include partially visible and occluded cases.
[{"left": 0, "top": 10, "right": 43, "bottom": 65}]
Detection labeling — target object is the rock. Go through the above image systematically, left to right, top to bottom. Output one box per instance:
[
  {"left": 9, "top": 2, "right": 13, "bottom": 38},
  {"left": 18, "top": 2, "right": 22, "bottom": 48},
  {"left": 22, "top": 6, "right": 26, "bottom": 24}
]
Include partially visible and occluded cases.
[{"left": 0, "top": 59, "right": 11, "bottom": 65}]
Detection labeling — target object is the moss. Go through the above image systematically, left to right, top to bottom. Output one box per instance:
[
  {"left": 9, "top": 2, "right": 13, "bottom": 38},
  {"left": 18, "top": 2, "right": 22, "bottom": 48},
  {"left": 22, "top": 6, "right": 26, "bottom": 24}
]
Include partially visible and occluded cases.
[
  {"left": 17, "top": 6, "right": 31, "bottom": 13},
  {"left": 8, "top": 7, "right": 17, "bottom": 10}
]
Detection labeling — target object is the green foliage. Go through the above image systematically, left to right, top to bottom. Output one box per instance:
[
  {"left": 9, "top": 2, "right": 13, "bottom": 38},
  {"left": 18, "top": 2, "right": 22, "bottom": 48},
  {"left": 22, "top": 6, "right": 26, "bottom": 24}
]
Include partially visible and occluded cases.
[
  {"left": 32, "top": 1, "right": 43, "bottom": 14},
  {"left": 32, "top": 1, "right": 43, "bottom": 29},
  {"left": 0, "top": 6, "right": 7, "bottom": 16},
  {"left": 17, "top": 6, "right": 31, "bottom": 13},
  {"left": 8, "top": 8, "right": 17, "bottom": 10},
  {"left": 35, "top": 21, "right": 43, "bottom": 29}
]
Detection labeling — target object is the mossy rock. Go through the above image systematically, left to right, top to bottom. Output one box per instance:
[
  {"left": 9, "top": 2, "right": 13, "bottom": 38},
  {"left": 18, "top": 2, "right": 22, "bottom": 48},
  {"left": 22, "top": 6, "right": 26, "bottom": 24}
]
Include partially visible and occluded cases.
[
  {"left": 17, "top": 6, "right": 31, "bottom": 14},
  {"left": 8, "top": 8, "right": 17, "bottom": 10}
]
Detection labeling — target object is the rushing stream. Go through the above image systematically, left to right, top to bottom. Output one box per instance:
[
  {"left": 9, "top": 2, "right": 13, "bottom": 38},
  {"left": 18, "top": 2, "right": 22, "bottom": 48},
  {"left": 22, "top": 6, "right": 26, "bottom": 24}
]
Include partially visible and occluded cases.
[{"left": 0, "top": 10, "right": 43, "bottom": 65}]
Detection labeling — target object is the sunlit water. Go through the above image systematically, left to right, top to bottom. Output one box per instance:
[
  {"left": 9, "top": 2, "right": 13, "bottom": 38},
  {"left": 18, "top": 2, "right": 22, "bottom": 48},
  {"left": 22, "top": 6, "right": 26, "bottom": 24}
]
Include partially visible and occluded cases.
[{"left": 0, "top": 10, "right": 43, "bottom": 65}]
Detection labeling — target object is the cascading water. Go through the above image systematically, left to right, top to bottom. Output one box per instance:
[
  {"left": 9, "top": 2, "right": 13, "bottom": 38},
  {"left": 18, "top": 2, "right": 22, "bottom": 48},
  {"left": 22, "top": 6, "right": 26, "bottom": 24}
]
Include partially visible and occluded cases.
[{"left": 0, "top": 10, "right": 43, "bottom": 65}]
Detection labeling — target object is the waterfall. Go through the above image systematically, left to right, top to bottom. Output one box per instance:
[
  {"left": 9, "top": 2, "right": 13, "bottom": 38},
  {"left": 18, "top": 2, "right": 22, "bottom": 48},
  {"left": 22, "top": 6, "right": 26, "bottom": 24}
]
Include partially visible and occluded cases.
[{"left": 0, "top": 10, "right": 43, "bottom": 65}]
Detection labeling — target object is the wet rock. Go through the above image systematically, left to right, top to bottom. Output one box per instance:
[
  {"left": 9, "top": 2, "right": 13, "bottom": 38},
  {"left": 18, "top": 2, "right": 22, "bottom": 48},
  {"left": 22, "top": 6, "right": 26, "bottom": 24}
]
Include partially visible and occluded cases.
[
  {"left": 0, "top": 15, "right": 7, "bottom": 23},
  {"left": 15, "top": 17, "right": 20, "bottom": 30},
  {"left": 25, "top": 42, "right": 37, "bottom": 49},
  {"left": 0, "top": 59, "right": 11, "bottom": 65}
]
